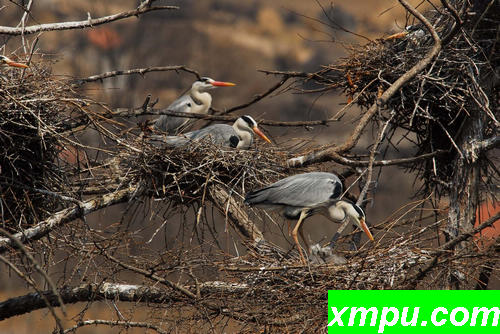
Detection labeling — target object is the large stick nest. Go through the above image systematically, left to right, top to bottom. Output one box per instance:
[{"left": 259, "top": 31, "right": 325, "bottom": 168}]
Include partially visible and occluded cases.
[
  {"left": 304, "top": 0, "right": 498, "bottom": 194},
  {"left": 0, "top": 61, "right": 84, "bottom": 231}
]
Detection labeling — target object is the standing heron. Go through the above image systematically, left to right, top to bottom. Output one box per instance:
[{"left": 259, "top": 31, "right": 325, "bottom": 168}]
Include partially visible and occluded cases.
[
  {"left": 0, "top": 55, "right": 28, "bottom": 68},
  {"left": 154, "top": 77, "right": 235, "bottom": 134},
  {"left": 161, "top": 115, "right": 271, "bottom": 149},
  {"left": 244, "top": 172, "right": 374, "bottom": 264}
]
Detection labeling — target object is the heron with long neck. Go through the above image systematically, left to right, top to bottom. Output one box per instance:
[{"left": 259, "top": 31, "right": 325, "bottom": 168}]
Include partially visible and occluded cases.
[
  {"left": 154, "top": 77, "right": 235, "bottom": 134},
  {"left": 162, "top": 115, "right": 271, "bottom": 149},
  {"left": 244, "top": 172, "right": 374, "bottom": 264}
]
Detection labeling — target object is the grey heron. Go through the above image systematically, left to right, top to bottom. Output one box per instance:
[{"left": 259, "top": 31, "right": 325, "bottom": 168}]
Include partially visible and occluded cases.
[
  {"left": 0, "top": 55, "right": 28, "bottom": 68},
  {"left": 154, "top": 77, "right": 235, "bottom": 134},
  {"left": 162, "top": 115, "right": 271, "bottom": 149},
  {"left": 244, "top": 172, "right": 374, "bottom": 264}
]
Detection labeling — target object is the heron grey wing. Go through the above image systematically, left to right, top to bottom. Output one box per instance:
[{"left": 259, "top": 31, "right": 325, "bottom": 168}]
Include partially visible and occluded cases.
[
  {"left": 154, "top": 95, "right": 193, "bottom": 133},
  {"left": 188, "top": 124, "right": 235, "bottom": 146},
  {"left": 163, "top": 135, "right": 191, "bottom": 147},
  {"left": 250, "top": 172, "right": 342, "bottom": 208}
]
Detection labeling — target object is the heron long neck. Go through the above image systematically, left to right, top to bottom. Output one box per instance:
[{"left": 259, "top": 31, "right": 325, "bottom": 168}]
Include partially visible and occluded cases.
[
  {"left": 190, "top": 87, "right": 212, "bottom": 114},
  {"left": 233, "top": 121, "right": 253, "bottom": 149},
  {"left": 327, "top": 203, "right": 347, "bottom": 223}
]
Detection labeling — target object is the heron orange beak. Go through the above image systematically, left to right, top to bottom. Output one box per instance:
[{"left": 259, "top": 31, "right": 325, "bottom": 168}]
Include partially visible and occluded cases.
[
  {"left": 5, "top": 59, "right": 29, "bottom": 68},
  {"left": 211, "top": 81, "right": 236, "bottom": 87},
  {"left": 252, "top": 126, "right": 271, "bottom": 143},
  {"left": 360, "top": 218, "right": 374, "bottom": 241}
]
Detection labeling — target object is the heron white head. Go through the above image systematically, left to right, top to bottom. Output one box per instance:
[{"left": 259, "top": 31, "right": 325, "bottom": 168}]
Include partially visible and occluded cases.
[
  {"left": 0, "top": 55, "right": 28, "bottom": 68},
  {"left": 192, "top": 77, "right": 235, "bottom": 92},
  {"left": 233, "top": 115, "right": 271, "bottom": 148},
  {"left": 329, "top": 200, "right": 374, "bottom": 241}
]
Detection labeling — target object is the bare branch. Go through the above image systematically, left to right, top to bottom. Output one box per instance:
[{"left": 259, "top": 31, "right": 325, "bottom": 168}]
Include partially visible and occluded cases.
[
  {"left": 0, "top": 2, "right": 178, "bottom": 36},
  {"left": 73, "top": 65, "right": 200, "bottom": 87},
  {"left": 217, "top": 75, "right": 291, "bottom": 116},
  {"left": 117, "top": 107, "right": 338, "bottom": 127},
  {"left": 302, "top": 149, "right": 448, "bottom": 168},
  {"left": 209, "top": 184, "right": 264, "bottom": 246},
  {"left": 0, "top": 187, "right": 138, "bottom": 254},
  {"left": 0, "top": 228, "right": 66, "bottom": 317},
  {"left": 101, "top": 251, "right": 198, "bottom": 300},
  {"left": 0, "top": 283, "right": 173, "bottom": 321},
  {"left": 63, "top": 320, "right": 168, "bottom": 334}
]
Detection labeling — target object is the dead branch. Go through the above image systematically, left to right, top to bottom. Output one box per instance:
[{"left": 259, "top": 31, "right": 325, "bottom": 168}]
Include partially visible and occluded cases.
[
  {"left": 0, "top": 1, "right": 178, "bottom": 36},
  {"left": 73, "top": 65, "right": 200, "bottom": 87},
  {"left": 217, "top": 75, "right": 292, "bottom": 116},
  {"left": 116, "top": 100, "right": 337, "bottom": 127},
  {"left": 301, "top": 149, "right": 449, "bottom": 168},
  {"left": 209, "top": 184, "right": 264, "bottom": 246},
  {"left": 0, "top": 186, "right": 138, "bottom": 254},
  {"left": 0, "top": 228, "right": 66, "bottom": 316},
  {"left": 102, "top": 251, "right": 198, "bottom": 299},
  {"left": 0, "top": 253, "right": 64, "bottom": 331},
  {"left": 0, "top": 283, "right": 174, "bottom": 321},
  {"left": 63, "top": 320, "right": 168, "bottom": 334}
]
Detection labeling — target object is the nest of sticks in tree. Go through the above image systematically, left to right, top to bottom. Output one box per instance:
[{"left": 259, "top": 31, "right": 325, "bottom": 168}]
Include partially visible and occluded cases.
[
  {"left": 301, "top": 1, "right": 499, "bottom": 195},
  {"left": 0, "top": 59, "right": 84, "bottom": 232},
  {"left": 126, "top": 139, "right": 292, "bottom": 206}
]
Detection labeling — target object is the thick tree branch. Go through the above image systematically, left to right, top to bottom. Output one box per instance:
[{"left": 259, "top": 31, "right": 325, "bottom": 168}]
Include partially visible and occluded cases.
[
  {"left": 287, "top": 0, "right": 442, "bottom": 167},
  {"left": 0, "top": 1, "right": 178, "bottom": 36},
  {"left": 307, "top": 149, "right": 448, "bottom": 168},
  {"left": 209, "top": 184, "right": 264, "bottom": 246},
  {"left": 0, "top": 186, "right": 138, "bottom": 254},
  {"left": 0, "top": 283, "right": 174, "bottom": 321},
  {"left": 63, "top": 320, "right": 168, "bottom": 334}
]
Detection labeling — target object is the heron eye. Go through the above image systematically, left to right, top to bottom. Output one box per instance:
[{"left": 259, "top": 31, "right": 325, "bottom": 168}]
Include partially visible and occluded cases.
[{"left": 187, "top": 103, "right": 191, "bottom": 107}]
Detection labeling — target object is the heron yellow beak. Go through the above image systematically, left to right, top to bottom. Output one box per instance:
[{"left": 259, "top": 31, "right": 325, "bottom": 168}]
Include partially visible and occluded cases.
[
  {"left": 5, "top": 58, "right": 28, "bottom": 68},
  {"left": 211, "top": 81, "right": 236, "bottom": 87},
  {"left": 253, "top": 126, "right": 271, "bottom": 143},
  {"left": 360, "top": 218, "right": 374, "bottom": 241}
]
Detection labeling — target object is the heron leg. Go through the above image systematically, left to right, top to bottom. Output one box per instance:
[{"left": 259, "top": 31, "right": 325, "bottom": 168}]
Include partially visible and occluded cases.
[
  {"left": 292, "top": 210, "right": 309, "bottom": 265},
  {"left": 329, "top": 218, "right": 350, "bottom": 249},
  {"left": 298, "top": 222, "right": 310, "bottom": 255}
]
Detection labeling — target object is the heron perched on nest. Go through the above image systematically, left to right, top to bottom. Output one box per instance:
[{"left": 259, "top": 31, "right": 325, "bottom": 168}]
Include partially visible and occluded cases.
[
  {"left": 0, "top": 55, "right": 28, "bottom": 68},
  {"left": 154, "top": 77, "right": 235, "bottom": 134},
  {"left": 161, "top": 115, "right": 271, "bottom": 149},
  {"left": 244, "top": 172, "right": 374, "bottom": 264}
]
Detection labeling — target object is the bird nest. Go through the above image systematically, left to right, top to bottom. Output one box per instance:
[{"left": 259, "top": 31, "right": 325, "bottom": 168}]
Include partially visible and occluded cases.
[
  {"left": 304, "top": 1, "right": 498, "bottom": 194},
  {"left": 0, "top": 59, "right": 84, "bottom": 232},
  {"left": 126, "top": 139, "right": 292, "bottom": 205}
]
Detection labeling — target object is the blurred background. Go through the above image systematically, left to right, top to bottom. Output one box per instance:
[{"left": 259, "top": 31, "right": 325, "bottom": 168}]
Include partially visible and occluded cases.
[{"left": 0, "top": 1, "right": 449, "bottom": 332}]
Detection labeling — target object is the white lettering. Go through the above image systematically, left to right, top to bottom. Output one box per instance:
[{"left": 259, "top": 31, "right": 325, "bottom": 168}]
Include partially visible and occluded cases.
[
  {"left": 328, "top": 307, "right": 349, "bottom": 327},
  {"left": 348, "top": 307, "right": 378, "bottom": 326},
  {"left": 378, "top": 307, "right": 399, "bottom": 333},
  {"left": 401, "top": 307, "right": 419, "bottom": 326},
  {"left": 431, "top": 307, "right": 448, "bottom": 326},
  {"left": 450, "top": 307, "right": 469, "bottom": 326},
  {"left": 471, "top": 307, "right": 500, "bottom": 326}
]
